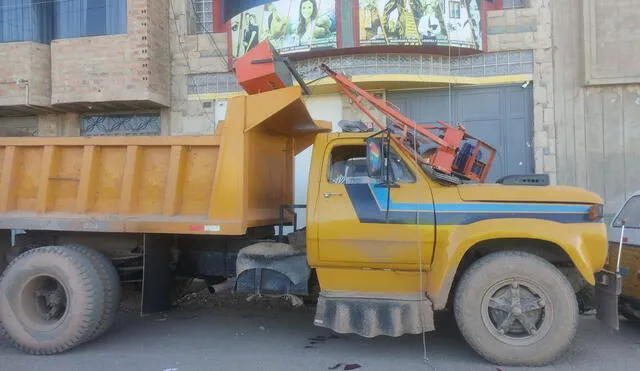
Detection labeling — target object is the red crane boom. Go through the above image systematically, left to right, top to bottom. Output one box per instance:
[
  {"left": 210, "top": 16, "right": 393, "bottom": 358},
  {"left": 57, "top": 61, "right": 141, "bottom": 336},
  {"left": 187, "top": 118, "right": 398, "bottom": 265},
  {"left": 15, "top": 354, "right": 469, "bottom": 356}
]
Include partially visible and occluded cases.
[
  {"left": 233, "top": 40, "right": 496, "bottom": 183},
  {"left": 319, "top": 63, "right": 496, "bottom": 183}
]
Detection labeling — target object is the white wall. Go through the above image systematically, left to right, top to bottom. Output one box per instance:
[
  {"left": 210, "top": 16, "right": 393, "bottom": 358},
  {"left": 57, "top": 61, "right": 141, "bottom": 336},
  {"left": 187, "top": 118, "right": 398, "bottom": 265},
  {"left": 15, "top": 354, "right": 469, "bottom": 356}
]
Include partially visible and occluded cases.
[
  {"left": 295, "top": 94, "right": 343, "bottom": 228},
  {"left": 214, "top": 100, "right": 228, "bottom": 130}
]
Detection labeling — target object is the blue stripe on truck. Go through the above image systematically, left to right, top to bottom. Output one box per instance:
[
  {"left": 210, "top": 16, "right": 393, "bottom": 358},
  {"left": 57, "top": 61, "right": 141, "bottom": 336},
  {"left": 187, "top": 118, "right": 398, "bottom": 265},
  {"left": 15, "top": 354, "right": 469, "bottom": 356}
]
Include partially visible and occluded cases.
[{"left": 344, "top": 184, "right": 593, "bottom": 225}]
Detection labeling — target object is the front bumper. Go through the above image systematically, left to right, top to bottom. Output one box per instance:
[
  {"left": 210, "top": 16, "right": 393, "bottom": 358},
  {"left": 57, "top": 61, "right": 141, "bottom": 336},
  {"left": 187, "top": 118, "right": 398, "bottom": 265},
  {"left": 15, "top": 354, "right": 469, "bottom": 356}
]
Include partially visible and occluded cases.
[{"left": 595, "top": 270, "right": 622, "bottom": 331}]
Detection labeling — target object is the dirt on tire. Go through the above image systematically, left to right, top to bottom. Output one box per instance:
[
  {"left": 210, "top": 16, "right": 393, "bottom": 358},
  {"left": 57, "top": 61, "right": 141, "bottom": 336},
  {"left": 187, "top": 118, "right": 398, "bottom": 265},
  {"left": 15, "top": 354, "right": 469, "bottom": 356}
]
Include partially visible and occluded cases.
[
  {"left": 0, "top": 245, "right": 105, "bottom": 355},
  {"left": 65, "top": 245, "right": 122, "bottom": 341},
  {"left": 453, "top": 250, "right": 578, "bottom": 366}
]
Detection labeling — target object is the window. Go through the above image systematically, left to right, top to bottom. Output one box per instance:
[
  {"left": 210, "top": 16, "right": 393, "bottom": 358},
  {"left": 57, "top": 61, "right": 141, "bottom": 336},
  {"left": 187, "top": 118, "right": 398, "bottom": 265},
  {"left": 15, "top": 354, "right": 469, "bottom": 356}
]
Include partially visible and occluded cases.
[
  {"left": 0, "top": 0, "right": 127, "bottom": 43},
  {"left": 53, "top": 0, "right": 127, "bottom": 39},
  {"left": 190, "top": 0, "right": 213, "bottom": 34},
  {"left": 503, "top": 0, "right": 529, "bottom": 8},
  {"left": 0, "top": 1, "right": 53, "bottom": 43},
  {"left": 449, "top": 1, "right": 461, "bottom": 19},
  {"left": 82, "top": 114, "right": 161, "bottom": 136},
  {"left": 328, "top": 145, "right": 415, "bottom": 185},
  {"left": 613, "top": 196, "right": 640, "bottom": 229}
]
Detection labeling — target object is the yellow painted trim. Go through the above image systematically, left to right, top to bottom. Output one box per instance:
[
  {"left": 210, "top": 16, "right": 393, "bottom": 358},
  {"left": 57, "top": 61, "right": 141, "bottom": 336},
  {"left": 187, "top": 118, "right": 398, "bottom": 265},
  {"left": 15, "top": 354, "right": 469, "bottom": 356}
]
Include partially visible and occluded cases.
[
  {"left": 188, "top": 73, "right": 533, "bottom": 101},
  {"left": 189, "top": 91, "right": 247, "bottom": 100}
]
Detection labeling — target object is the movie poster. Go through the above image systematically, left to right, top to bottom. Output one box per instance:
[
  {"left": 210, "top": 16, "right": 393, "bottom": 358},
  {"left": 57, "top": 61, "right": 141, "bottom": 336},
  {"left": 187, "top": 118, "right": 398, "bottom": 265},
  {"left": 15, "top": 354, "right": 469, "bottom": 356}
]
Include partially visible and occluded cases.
[
  {"left": 230, "top": 0, "right": 337, "bottom": 58},
  {"left": 358, "top": 0, "right": 482, "bottom": 50}
]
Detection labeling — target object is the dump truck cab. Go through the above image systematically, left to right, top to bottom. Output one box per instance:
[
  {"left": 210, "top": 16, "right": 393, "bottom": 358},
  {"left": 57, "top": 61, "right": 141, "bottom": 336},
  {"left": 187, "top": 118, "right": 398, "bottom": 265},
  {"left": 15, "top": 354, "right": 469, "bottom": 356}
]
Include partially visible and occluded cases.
[{"left": 284, "top": 127, "right": 611, "bottom": 365}]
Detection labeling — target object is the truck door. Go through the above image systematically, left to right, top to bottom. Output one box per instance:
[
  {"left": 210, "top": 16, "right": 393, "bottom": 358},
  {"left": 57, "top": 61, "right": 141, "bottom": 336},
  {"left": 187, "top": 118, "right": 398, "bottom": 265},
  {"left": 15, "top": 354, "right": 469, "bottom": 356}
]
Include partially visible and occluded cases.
[{"left": 315, "top": 138, "right": 436, "bottom": 270}]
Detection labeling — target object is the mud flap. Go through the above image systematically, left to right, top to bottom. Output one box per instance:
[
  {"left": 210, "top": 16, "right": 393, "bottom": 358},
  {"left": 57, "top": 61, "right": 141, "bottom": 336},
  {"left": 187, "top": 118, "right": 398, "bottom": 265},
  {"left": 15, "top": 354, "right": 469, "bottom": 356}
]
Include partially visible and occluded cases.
[
  {"left": 0, "top": 229, "right": 10, "bottom": 275},
  {"left": 141, "top": 234, "right": 174, "bottom": 315},
  {"left": 595, "top": 270, "right": 622, "bottom": 332},
  {"left": 314, "top": 291, "right": 435, "bottom": 338}
]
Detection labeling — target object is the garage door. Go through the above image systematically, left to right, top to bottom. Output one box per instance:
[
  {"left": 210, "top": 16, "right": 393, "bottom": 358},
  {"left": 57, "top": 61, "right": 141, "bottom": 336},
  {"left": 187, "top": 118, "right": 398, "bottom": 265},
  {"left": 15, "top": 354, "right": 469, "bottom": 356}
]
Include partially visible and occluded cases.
[{"left": 387, "top": 84, "right": 534, "bottom": 183}]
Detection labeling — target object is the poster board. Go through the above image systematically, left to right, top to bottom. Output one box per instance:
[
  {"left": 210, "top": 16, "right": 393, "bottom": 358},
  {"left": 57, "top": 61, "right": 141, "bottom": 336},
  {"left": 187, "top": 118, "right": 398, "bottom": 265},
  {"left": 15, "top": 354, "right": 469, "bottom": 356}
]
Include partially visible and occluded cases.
[
  {"left": 229, "top": 0, "right": 338, "bottom": 58},
  {"left": 358, "top": 0, "right": 482, "bottom": 50}
]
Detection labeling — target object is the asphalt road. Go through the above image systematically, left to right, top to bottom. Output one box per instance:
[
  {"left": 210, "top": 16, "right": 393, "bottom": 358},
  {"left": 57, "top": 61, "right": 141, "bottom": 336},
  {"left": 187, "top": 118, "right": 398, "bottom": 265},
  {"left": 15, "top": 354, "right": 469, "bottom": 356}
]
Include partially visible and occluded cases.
[{"left": 1, "top": 292, "right": 639, "bottom": 371}]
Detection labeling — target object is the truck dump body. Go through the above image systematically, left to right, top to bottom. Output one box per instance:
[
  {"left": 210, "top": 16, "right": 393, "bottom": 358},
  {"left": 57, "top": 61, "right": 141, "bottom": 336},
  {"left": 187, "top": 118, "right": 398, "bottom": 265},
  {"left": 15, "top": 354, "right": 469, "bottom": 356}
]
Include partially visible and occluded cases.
[{"left": 0, "top": 87, "right": 330, "bottom": 236}]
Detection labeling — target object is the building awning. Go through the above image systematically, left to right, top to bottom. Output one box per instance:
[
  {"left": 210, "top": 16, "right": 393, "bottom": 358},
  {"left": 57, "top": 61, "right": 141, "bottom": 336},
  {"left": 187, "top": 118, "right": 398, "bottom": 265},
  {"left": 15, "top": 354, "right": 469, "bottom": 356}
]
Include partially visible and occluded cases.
[{"left": 187, "top": 73, "right": 533, "bottom": 101}]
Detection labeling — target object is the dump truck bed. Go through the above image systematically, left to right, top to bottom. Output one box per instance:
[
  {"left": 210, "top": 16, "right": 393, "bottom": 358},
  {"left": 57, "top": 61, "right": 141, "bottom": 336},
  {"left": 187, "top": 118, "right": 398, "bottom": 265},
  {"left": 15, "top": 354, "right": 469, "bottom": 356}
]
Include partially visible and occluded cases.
[{"left": 0, "top": 87, "right": 330, "bottom": 236}]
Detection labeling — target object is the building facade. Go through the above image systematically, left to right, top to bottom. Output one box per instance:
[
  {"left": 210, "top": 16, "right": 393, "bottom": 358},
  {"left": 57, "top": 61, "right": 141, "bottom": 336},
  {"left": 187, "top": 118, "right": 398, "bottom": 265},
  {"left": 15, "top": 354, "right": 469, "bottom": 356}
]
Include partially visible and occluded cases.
[{"left": 0, "top": 0, "right": 637, "bottom": 217}]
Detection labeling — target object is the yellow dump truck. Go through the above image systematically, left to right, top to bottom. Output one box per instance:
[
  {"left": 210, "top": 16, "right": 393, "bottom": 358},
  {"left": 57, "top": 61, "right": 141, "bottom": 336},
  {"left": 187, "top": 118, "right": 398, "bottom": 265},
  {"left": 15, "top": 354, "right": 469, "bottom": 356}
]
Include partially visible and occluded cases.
[{"left": 0, "top": 52, "right": 616, "bottom": 366}]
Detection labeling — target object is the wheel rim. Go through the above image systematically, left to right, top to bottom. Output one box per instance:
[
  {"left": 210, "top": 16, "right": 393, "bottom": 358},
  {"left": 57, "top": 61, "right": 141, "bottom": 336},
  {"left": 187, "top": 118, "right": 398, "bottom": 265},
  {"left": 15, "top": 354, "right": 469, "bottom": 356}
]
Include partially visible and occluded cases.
[
  {"left": 20, "top": 275, "right": 69, "bottom": 329},
  {"left": 480, "top": 277, "right": 552, "bottom": 346}
]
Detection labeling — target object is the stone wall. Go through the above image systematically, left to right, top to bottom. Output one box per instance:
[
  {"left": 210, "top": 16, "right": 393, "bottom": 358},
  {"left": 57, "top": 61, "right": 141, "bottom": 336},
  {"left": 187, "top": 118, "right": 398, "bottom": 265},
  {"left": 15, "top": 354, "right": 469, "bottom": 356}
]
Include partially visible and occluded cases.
[
  {"left": 146, "top": 0, "right": 172, "bottom": 106},
  {"left": 168, "top": 0, "right": 228, "bottom": 135},
  {"left": 486, "top": 0, "right": 555, "bottom": 183},
  {"left": 552, "top": 0, "right": 640, "bottom": 214},
  {"left": 0, "top": 42, "right": 51, "bottom": 108},
  {"left": 37, "top": 113, "right": 81, "bottom": 137},
  {"left": 0, "top": 116, "right": 39, "bottom": 136}
]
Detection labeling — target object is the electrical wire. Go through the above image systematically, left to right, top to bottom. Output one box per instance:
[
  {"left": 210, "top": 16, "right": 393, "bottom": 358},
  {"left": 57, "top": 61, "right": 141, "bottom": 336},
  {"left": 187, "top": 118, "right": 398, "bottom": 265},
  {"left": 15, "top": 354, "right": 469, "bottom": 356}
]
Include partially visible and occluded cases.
[{"left": 413, "top": 84, "right": 435, "bottom": 371}]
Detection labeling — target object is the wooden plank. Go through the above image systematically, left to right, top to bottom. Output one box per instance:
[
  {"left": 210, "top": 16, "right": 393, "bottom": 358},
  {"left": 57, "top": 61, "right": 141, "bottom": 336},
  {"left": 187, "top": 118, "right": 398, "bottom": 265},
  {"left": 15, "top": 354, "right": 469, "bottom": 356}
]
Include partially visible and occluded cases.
[
  {"left": 551, "top": 0, "right": 572, "bottom": 185},
  {"left": 566, "top": 0, "right": 587, "bottom": 189},
  {"left": 583, "top": 0, "right": 640, "bottom": 85},
  {"left": 573, "top": 87, "right": 588, "bottom": 189},
  {"left": 602, "top": 87, "right": 626, "bottom": 212},
  {"left": 623, "top": 88, "right": 640, "bottom": 199},
  {"left": 584, "top": 89, "right": 606, "bottom": 200},
  {"left": 0, "top": 146, "right": 17, "bottom": 212},
  {"left": 36, "top": 146, "right": 57, "bottom": 213},
  {"left": 76, "top": 146, "right": 99, "bottom": 213},
  {"left": 119, "top": 146, "right": 141, "bottom": 214},
  {"left": 162, "top": 146, "right": 186, "bottom": 216},
  {"left": 621, "top": 248, "right": 640, "bottom": 299}
]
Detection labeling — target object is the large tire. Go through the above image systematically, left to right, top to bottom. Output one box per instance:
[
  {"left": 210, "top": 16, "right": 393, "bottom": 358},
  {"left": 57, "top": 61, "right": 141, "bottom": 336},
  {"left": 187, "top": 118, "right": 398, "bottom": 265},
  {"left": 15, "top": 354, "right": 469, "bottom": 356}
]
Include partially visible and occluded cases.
[
  {"left": 0, "top": 245, "right": 105, "bottom": 355},
  {"left": 65, "top": 245, "right": 121, "bottom": 341},
  {"left": 453, "top": 251, "right": 578, "bottom": 366}
]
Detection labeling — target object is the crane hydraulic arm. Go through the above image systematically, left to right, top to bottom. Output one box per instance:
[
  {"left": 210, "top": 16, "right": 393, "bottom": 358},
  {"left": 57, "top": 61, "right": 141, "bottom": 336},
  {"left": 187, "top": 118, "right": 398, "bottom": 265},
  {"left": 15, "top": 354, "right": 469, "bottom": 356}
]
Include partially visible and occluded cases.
[
  {"left": 233, "top": 40, "right": 495, "bottom": 183},
  {"left": 319, "top": 63, "right": 496, "bottom": 183}
]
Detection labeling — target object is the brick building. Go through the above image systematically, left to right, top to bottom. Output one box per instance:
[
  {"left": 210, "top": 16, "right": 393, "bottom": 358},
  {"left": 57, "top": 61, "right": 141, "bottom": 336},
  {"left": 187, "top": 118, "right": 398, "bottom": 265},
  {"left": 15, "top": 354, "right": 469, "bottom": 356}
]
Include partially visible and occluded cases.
[{"left": 0, "top": 0, "right": 638, "bottom": 217}]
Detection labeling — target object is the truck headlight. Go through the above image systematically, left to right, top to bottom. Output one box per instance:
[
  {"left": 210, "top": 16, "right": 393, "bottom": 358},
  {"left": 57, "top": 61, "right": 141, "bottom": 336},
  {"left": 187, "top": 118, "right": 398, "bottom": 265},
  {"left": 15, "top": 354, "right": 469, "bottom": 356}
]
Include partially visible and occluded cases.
[{"left": 588, "top": 204, "right": 604, "bottom": 221}]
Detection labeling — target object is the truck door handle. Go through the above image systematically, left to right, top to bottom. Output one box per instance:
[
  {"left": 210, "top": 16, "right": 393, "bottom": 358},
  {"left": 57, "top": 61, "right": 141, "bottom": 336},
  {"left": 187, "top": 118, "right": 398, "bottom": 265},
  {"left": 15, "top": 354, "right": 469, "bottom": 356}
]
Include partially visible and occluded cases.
[{"left": 323, "top": 192, "right": 343, "bottom": 198}]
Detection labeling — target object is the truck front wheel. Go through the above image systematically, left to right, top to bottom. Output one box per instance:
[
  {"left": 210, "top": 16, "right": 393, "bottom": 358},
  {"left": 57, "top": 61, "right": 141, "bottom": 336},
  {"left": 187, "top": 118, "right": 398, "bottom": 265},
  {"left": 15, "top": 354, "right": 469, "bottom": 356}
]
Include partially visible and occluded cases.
[
  {"left": 0, "top": 246, "right": 105, "bottom": 355},
  {"left": 453, "top": 250, "right": 578, "bottom": 366}
]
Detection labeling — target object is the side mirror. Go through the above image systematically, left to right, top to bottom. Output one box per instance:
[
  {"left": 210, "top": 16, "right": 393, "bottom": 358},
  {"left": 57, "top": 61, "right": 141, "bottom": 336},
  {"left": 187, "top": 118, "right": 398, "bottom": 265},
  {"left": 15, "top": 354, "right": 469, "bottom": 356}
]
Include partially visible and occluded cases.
[{"left": 365, "top": 137, "right": 384, "bottom": 178}]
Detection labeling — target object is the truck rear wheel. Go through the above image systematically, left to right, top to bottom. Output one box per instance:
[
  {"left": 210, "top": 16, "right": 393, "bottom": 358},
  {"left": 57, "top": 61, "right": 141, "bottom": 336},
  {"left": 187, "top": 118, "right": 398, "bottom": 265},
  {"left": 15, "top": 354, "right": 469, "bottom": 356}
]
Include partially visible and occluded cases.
[
  {"left": 0, "top": 245, "right": 105, "bottom": 355},
  {"left": 66, "top": 245, "right": 121, "bottom": 341},
  {"left": 453, "top": 250, "right": 578, "bottom": 366}
]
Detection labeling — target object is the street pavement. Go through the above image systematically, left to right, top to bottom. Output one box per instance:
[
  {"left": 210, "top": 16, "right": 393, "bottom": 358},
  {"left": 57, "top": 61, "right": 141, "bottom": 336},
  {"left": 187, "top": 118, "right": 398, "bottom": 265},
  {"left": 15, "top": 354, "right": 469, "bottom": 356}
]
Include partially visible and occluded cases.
[{"left": 1, "top": 292, "right": 639, "bottom": 371}]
